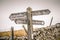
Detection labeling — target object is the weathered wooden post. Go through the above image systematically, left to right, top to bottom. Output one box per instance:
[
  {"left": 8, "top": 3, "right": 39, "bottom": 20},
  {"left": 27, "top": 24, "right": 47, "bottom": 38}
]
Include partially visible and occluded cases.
[
  {"left": 26, "top": 7, "right": 33, "bottom": 40},
  {"left": 49, "top": 17, "right": 53, "bottom": 26},
  {"left": 22, "top": 25, "right": 28, "bottom": 34},
  {"left": 11, "top": 27, "right": 14, "bottom": 40}
]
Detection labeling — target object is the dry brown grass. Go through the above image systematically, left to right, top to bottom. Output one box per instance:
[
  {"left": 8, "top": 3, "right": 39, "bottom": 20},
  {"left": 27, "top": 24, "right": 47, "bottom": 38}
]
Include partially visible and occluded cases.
[{"left": 0, "top": 30, "right": 27, "bottom": 37}]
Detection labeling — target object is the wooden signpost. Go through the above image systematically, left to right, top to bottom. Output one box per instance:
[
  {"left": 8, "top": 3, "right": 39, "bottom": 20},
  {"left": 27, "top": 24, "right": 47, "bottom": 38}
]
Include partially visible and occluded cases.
[{"left": 9, "top": 7, "right": 50, "bottom": 40}]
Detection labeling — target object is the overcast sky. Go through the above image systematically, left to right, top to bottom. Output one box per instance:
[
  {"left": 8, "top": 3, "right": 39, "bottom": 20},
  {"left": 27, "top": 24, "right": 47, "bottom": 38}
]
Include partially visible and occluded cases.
[{"left": 0, "top": 0, "right": 60, "bottom": 32}]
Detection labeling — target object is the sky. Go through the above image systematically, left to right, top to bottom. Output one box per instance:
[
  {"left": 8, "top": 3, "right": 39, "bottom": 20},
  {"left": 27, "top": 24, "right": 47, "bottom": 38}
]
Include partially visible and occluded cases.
[{"left": 0, "top": 0, "right": 60, "bottom": 32}]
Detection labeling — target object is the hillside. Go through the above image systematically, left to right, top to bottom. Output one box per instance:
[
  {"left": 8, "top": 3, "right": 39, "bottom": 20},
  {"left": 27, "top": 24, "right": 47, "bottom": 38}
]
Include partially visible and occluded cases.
[
  {"left": 0, "top": 23, "right": 60, "bottom": 40},
  {"left": 0, "top": 30, "right": 27, "bottom": 37}
]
